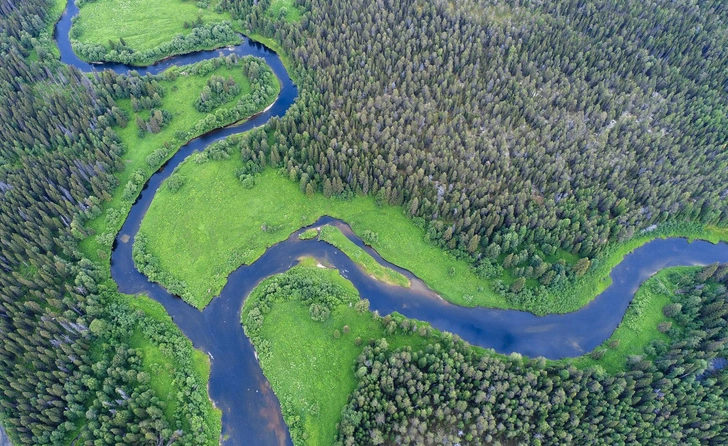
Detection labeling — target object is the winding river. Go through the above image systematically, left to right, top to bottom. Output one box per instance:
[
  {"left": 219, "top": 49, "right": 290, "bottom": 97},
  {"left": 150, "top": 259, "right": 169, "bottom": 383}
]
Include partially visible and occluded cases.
[{"left": 48, "top": 1, "right": 728, "bottom": 444}]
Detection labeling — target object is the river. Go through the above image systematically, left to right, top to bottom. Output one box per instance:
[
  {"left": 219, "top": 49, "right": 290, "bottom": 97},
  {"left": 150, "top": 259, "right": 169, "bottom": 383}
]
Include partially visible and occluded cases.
[{"left": 39, "top": 1, "right": 728, "bottom": 445}]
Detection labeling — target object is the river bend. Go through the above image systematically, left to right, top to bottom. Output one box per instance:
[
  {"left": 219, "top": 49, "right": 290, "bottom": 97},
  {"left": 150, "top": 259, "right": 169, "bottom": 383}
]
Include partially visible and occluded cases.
[{"left": 51, "top": 1, "right": 728, "bottom": 444}]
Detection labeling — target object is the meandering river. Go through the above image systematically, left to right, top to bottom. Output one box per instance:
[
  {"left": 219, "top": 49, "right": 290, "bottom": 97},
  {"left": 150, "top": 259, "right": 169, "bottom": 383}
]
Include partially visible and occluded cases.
[{"left": 47, "top": 1, "right": 728, "bottom": 444}]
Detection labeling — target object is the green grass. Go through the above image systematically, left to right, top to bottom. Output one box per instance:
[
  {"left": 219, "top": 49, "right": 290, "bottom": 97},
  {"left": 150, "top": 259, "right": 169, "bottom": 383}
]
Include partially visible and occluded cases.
[
  {"left": 72, "top": 0, "right": 233, "bottom": 54},
  {"left": 267, "top": 0, "right": 303, "bottom": 23},
  {"left": 79, "top": 58, "right": 278, "bottom": 263},
  {"left": 140, "top": 158, "right": 728, "bottom": 312},
  {"left": 140, "top": 165, "right": 505, "bottom": 308},
  {"left": 551, "top": 223, "right": 728, "bottom": 314},
  {"left": 318, "top": 225, "right": 410, "bottom": 288},
  {"left": 298, "top": 228, "right": 318, "bottom": 240},
  {"left": 242, "top": 266, "right": 432, "bottom": 445},
  {"left": 567, "top": 267, "right": 694, "bottom": 373},
  {"left": 129, "top": 329, "right": 178, "bottom": 419}
]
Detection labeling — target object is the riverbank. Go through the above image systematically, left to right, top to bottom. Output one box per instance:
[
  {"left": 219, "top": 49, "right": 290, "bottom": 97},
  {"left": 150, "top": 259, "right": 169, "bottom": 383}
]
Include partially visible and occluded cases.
[
  {"left": 69, "top": 0, "right": 240, "bottom": 66},
  {"left": 49, "top": 2, "right": 293, "bottom": 442},
  {"left": 79, "top": 56, "right": 280, "bottom": 267},
  {"left": 138, "top": 157, "right": 728, "bottom": 314},
  {"left": 241, "top": 260, "right": 727, "bottom": 444},
  {"left": 241, "top": 264, "right": 433, "bottom": 445},
  {"left": 566, "top": 266, "right": 694, "bottom": 373},
  {"left": 0, "top": 424, "right": 11, "bottom": 446}
]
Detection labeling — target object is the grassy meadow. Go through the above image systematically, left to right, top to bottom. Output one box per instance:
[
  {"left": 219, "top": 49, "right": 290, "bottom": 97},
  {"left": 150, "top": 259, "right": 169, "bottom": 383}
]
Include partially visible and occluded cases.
[
  {"left": 72, "top": 0, "right": 233, "bottom": 53},
  {"left": 267, "top": 0, "right": 303, "bottom": 23},
  {"left": 139, "top": 164, "right": 507, "bottom": 309},
  {"left": 318, "top": 225, "right": 411, "bottom": 287}
]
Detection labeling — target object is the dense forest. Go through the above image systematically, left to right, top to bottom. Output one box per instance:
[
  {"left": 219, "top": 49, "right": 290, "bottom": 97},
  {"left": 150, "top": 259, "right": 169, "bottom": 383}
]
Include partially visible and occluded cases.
[
  {"left": 2, "top": 0, "right": 728, "bottom": 444},
  {"left": 224, "top": 0, "right": 728, "bottom": 301},
  {"left": 0, "top": 1, "right": 215, "bottom": 444},
  {"left": 337, "top": 265, "right": 728, "bottom": 445}
]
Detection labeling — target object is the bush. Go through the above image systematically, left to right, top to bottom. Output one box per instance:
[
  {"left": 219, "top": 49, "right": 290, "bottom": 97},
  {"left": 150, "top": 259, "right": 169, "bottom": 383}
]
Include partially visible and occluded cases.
[{"left": 309, "top": 303, "right": 331, "bottom": 322}]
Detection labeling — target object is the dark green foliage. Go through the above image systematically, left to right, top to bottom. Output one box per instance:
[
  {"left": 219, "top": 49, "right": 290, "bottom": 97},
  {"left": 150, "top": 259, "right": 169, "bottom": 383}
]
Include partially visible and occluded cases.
[
  {"left": 228, "top": 0, "right": 728, "bottom": 290},
  {"left": 0, "top": 1, "right": 218, "bottom": 443},
  {"left": 194, "top": 75, "right": 242, "bottom": 113},
  {"left": 337, "top": 269, "right": 728, "bottom": 445},
  {"left": 309, "top": 303, "right": 331, "bottom": 322},
  {"left": 662, "top": 303, "right": 682, "bottom": 318}
]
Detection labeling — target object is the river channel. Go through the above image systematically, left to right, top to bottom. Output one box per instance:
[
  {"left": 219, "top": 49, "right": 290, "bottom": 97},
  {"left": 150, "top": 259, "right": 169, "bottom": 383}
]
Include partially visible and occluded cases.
[{"left": 50, "top": 1, "right": 728, "bottom": 444}]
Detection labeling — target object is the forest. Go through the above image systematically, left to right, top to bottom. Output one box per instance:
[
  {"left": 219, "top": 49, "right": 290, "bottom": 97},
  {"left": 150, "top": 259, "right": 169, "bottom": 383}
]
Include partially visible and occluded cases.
[
  {"left": 0, "top": 0, "right": 727, "bottom": 444},
  {"left": 0, "top": 0, "right": 220, "bottom": 444},
  {"left": 230, "top": 0, "right": 728, "bottom": 307},
  {"left": 336, "top": 265, "right": 728, "bottom": 445}
]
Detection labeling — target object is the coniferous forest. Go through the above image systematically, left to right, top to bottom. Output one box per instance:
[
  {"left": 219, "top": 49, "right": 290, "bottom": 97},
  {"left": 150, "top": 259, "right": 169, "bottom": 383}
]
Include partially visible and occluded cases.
[{"left": 1, "top": 0, "right": 728, "bottom": 444}]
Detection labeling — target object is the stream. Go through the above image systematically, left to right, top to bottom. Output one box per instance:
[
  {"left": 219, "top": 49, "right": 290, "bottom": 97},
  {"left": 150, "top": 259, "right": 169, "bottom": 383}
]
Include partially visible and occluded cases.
[{"left": 50, "top": 1, "right": 728, "bottom": 444}]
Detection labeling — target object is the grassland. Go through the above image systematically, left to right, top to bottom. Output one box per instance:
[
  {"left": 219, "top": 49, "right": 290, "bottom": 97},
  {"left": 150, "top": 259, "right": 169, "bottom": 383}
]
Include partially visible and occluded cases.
[
  {"left": 72, "top": 0, "right": 233, "bottom": 53},
  {"left": 79, "top": 58, "right": 278, "bottom": 263},
  {"left": 139, "top": 164, "right": 507, "bottom": 309},
  {"left": 318, "top": 225, "right": 410, "bottom": 287},
  {"left": 242, "top": 265, "right": 432, "bottom": 445}
]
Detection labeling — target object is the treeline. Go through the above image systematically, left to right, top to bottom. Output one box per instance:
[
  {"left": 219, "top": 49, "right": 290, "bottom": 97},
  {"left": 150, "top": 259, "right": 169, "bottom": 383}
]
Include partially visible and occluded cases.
[
  {"left": 0, "top": 0, "right": 217, "bottom": 443},
  {"left": 223, "top": 0, "right": 728, "bottom": 295},
  {"left": 72, "top": 21, "right": 241, "bottom": 66},
  {"left": 337, "top": 264, "right": 728, "bottom": 445},
  {"left": 242, "top": 266, "right": 378, "bottom": 445}
]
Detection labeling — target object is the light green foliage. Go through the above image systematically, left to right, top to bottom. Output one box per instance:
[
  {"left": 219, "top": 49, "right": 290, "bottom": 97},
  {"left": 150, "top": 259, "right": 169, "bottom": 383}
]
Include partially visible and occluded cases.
[
  {"left": 72, "top": 0, "right": 234, "bottom": 61},
  {"left": 139, "top": 161, "right": 728, "bottom": 313},
  {"left": 318, "top": 225, "right": 410, "bottom": 287},
  {"left": 298, "top": 228, "right": 319, "bottom": 240},
  {"left": 241, "top": 266, "right": 432, "bottom": 445}
]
